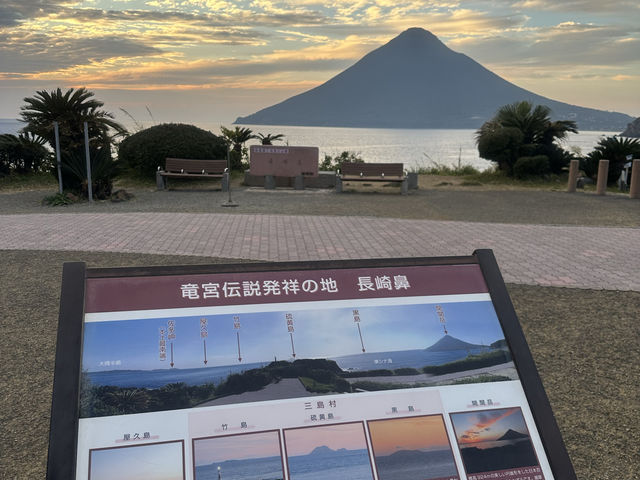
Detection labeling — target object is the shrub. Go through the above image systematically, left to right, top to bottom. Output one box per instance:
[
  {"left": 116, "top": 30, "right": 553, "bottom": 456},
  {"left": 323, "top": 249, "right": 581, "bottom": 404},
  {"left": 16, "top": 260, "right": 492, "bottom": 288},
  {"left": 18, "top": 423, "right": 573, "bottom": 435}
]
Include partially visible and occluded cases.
[
  {"left": 118, "top": 123, "right": 227, "bottom": 177},
  {"left": 0, "top": 133, "right": 52, "bottom": 176},
  {"left": 582, "top": 136, "right": 640, "bottom": 185},
  {"left": 61, "top": 147, "right": 120, "bottom": 199},
  {"left": 320, "top": 151, "right": 363, "bottom": 171},
  {"left": 513, "top": 155, "right": 550, "bottom": 179}
]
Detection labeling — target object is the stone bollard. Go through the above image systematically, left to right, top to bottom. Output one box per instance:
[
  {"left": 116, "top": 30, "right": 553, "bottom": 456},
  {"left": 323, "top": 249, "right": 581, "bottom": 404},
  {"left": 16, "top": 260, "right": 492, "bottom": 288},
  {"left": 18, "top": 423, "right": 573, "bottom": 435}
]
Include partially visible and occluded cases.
[
  {"left": 567, "top": 159, "right": 579, "bottom": 193},
  {"left": 596, "top": 159, "right": 609, "bottom": 195},
  {"left": 630, "top": 159, "right": 640, "bottom": 199},
  {"left": 264, "top": 175, "right": 276, "bottom": 189}
]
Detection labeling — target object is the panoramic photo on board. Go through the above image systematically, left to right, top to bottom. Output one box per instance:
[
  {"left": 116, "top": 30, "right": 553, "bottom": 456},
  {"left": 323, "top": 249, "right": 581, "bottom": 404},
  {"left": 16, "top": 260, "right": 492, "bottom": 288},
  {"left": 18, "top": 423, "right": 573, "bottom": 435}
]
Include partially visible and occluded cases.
[{"left": 80, "top": 300, "right": 516, "bottom": 416}]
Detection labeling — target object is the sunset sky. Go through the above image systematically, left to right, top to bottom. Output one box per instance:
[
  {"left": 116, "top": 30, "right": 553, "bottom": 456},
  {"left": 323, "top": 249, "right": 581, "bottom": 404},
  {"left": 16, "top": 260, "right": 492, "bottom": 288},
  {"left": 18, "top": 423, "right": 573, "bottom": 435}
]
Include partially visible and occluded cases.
[
  {"left": 1, "top": 1, "right": 638, "bottom": 125},
  {"left": 451, "top": 407, "right": 528, "bottom": 445},
  {"left": 368, "top": 415, "right": 452, "bottom": 456}
]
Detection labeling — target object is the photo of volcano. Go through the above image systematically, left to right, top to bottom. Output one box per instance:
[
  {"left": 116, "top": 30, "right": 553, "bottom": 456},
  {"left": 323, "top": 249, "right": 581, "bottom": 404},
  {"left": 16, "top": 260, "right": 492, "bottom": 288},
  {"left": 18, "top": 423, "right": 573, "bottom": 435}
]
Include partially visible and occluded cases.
[{"left": 450, "top": 407, "right": 542, "bottom": 477}]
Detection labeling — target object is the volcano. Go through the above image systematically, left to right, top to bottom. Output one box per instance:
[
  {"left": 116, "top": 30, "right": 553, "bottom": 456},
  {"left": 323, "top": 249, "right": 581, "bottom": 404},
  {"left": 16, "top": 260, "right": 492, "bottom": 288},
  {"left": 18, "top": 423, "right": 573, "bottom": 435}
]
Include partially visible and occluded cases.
[
  {"left": 235, "top": 27, "right": 632, "bottom": 130},
  {"left": 424, "top": 334, "right": 488, "bottom": 352}
]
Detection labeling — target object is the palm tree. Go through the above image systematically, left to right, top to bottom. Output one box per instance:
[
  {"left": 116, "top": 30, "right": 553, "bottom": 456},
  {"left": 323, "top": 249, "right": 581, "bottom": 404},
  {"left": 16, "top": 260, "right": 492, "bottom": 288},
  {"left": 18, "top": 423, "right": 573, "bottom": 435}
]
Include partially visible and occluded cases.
[
  {"left": 20, "top": 87, "right": 127, "bottom": 154},
  {"left": 476, "top": 101, "right": 577, "bottom": 175},
  {"left": 220, "top": 126, "right": 255, "bottom": 170},
  {"left": 256, "top": 132, "right": 285, "bottom": 145},
  {"left": 584, "top": 136, "right": 640, "bottom": 184}
]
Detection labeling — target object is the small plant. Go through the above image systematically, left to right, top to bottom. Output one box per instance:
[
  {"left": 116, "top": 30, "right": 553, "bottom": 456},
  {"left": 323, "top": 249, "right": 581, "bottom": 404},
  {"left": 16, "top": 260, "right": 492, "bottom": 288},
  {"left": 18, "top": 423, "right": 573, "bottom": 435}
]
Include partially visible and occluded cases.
[
  {"left": 421, "top": 156, "right": 481, "bottom": 176},
  {"left": 42, "top": 192, "right": 79, "bottom": 206}
]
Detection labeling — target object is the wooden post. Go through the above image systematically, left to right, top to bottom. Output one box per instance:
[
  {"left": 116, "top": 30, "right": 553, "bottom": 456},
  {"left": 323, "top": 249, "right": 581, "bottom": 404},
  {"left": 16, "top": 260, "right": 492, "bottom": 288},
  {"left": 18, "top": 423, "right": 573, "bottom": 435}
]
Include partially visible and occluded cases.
[
  {"left": 567, "top": 159, "right": 579, "bottom": 193},
  {"left": 596, "top": 159, "right": 609, "bottom": 195},
  {"left": 630, "top": 159, "right": 640, "bottom": 199}
]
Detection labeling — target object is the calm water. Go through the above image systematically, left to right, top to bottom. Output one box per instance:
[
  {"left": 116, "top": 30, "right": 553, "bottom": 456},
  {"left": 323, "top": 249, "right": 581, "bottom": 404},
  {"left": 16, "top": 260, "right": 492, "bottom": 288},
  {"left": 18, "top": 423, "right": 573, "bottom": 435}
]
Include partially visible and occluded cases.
[
  {"left": 0, "top": 118, "right": 616, "bottom": 171},
  {"left": 204, "top": 124, "right": 618, "bottom": 171},
  {"left": 87, "top": 361, "right": 268, "bottom": 388},
  {"left": 287, "top": 449, "right": 373, "bottom": 480},
  {"left": 374, "top": 449, "right": 459, "bottom": 480},
  {"left": 195, "top": 456, "right": 283, "bottom": 480}
]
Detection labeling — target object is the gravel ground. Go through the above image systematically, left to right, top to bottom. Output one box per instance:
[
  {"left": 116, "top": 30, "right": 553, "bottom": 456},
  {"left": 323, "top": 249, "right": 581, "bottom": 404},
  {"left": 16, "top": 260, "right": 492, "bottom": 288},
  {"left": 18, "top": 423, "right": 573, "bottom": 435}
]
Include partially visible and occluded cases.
[
  {"left": 0, "top": 179, "right": 638, "bottom": 226},
  {"left": 0, "top": 179, "right": 638, "bottom": 479},
  {"left": 1, "top": 250, "right": 638, "bottom": 480}
]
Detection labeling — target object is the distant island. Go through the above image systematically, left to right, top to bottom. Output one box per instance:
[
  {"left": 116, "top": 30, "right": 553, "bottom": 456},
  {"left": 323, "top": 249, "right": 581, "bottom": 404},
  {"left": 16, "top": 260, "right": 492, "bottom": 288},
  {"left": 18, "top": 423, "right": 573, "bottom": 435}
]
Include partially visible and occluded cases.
[{"left": 236, "top": 27, "right": 633, "bottom": 131}]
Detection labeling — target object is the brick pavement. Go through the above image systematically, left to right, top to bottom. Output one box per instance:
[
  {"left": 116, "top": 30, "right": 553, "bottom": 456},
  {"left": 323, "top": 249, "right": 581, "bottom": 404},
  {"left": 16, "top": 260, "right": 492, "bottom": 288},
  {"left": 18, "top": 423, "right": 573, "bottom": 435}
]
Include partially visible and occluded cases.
[{"left": 1, "top": 212, "right": 638, "bottom": 291}]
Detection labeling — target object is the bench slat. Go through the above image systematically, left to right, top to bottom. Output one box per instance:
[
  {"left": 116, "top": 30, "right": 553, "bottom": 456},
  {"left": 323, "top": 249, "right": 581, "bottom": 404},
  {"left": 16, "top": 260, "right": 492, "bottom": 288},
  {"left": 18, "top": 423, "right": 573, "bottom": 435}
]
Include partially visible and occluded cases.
[{"left": 165, "top": 158, "right": 227, "bottom": 174}]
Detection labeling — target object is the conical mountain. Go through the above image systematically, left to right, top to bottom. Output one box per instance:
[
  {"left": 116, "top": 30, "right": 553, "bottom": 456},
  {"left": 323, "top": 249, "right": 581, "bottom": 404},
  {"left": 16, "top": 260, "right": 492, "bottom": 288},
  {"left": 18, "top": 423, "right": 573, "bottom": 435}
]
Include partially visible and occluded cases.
[
  {"left": 235, "top": 28, "right": 632, "bottom": 130},
  {"left": 424, "top": 334, "right": 487, "bottom": 352},
  {"left": 497, "top": 429, "right": 529, "bottom": 441}
]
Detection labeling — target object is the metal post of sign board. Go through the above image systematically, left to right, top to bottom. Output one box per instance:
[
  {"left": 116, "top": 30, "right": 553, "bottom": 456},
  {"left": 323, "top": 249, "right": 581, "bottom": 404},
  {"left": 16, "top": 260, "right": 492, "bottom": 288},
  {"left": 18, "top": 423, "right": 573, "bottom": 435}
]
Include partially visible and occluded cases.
[
  {"left": 53, "top": 122, "right": 63, "bottom": 194},
  {"left": 83, "top": 122, "right": 93, "bottom": 202},
  {"left": 221, "top": 145, "right": 238, "bottom": 207}
]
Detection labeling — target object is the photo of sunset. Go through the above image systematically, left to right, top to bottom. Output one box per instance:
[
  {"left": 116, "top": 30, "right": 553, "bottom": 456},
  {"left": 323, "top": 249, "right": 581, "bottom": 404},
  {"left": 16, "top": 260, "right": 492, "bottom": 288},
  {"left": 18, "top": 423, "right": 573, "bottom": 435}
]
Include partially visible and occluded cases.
[
  {"left": 450, "top": 407, "right": 541, "bottom": 476},
  {"left": 367, "top": 415, "right": 459, "bottom": 480}
]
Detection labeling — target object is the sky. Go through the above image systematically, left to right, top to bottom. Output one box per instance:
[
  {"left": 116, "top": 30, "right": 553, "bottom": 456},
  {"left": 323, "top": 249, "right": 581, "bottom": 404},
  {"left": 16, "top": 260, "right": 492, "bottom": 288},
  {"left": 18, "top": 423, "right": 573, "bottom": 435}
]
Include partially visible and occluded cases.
[
  {"left": 1, "top": 0, "right": 639, "bottom": 127},
  {"left": 81, "top": 300, "right": 506, "bottom": 371},
  {"left": 451, "top": 407, "right": 528, "bottom": 445},
  {"left": 368, "top": 415, "right": 451, "bottom": 455},
  {"left": 284, "top": 423, "right": 368, "bottom": 456},
  {"left": 194, "top": 430, "right": 282, "bottom": 464},
  {"left": 89, "top": 441, "right": 184, "bottom": 480}
]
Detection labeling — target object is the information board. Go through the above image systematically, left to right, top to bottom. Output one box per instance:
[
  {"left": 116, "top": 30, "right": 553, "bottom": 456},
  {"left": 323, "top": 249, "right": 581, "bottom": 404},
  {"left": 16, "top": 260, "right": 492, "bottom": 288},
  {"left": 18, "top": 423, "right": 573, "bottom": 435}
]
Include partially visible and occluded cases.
[
  {"left": 249, "top": 145, "right": 319, "bottom": 177},
  {"left": 47, "top": 250, "right": 577, "bottom": 480}
]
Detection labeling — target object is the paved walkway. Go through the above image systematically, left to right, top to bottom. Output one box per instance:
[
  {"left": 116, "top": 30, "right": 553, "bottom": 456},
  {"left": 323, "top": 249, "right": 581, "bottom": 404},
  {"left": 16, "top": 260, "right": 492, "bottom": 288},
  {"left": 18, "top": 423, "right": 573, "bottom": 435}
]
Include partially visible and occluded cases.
[{"left": 1, "top": 212, "right": 638, "bottom": 291}]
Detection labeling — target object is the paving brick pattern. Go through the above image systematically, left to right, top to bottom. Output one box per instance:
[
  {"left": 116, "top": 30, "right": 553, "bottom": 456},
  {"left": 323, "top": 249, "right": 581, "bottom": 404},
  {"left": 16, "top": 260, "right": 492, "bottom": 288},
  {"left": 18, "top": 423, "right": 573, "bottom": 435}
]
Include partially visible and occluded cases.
[{"left": 1, "top": 213, "right": 638, "bottom": 291}]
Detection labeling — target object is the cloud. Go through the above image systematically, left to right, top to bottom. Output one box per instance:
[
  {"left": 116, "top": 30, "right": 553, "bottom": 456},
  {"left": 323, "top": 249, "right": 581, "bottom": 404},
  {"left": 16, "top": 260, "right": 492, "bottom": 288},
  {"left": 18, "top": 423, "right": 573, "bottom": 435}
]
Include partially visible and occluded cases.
[
  {"left": 509, "top": 0, "right": 640, "bottom": 13},
  {"left": 0, "top": 33, "right": 163, "bottom": 73}
]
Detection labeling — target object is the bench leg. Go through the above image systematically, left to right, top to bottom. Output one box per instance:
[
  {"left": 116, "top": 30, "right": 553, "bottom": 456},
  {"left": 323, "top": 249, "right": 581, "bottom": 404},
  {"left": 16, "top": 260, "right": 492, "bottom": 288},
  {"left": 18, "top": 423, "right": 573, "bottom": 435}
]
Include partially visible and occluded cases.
[
  {"left": 156, "top": 171, "right": 167, "bottom": 190},
  {"left": 222, "top": 172, "right": 229, "bottom": 192},
  {"left": 335, "top": 177, "right": 343, "bottom": 193},
  {"left": 401, "top": 178, "right": 408, "bottom": 195}
]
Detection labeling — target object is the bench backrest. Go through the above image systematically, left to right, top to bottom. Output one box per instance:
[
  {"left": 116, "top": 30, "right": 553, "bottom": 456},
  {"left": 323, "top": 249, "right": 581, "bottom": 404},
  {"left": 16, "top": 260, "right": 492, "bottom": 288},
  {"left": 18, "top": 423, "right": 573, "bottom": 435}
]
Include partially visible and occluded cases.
[
  {"left": 165, "top": 158, "right": 227, "bottom": 174},
  {"left": 341, "top": 162, "right": 404, "bottom": 177}
]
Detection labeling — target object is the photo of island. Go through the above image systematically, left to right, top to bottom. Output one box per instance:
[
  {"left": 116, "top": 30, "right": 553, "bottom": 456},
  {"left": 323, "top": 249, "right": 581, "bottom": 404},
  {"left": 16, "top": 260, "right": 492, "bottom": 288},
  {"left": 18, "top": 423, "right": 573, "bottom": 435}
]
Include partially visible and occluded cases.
[
  {"left": 80, "top": 300, "right": 517, "bottom": 417},
  {"left": 450, "top": 407, "right": 542, "bottom": 476},
  {"left": 367, "top": 415, "right": 459, "bottom": 480},
  {"left": 283, "top": 423, "right": 374, "bottom": 480},
  {"left": 193, "top": 430, "right": 284, "bottom": 480},
  {"left": 88, "top": 440, "right": 184, "bottom": 480}
]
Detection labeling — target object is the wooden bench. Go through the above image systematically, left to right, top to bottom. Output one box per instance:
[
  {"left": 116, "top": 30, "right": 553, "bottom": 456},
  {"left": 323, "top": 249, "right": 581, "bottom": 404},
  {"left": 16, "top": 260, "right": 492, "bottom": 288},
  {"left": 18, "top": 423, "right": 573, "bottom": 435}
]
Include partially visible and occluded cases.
[
  {"left": 156, "top": 158, "right": 229, "bottom": 190},
  {"left": 336, "top": 162, "right": 408, "bottom": 194}
]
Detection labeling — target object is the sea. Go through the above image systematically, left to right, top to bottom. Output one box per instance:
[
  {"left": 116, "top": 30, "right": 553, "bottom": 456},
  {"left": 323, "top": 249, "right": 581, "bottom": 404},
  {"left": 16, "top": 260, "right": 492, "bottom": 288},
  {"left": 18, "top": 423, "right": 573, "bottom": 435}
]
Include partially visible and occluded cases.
[
  {"left": 0, "top": 118, "right": 617, "bottom": 171},
  {"left": 86, "top": 347, "right": 491, "bottom": 389},
  {"left": 332, "top": 347, "right": 490, "bottom": 372},
  {"left": 87, "top": 361, "right": 269, "bottom": 389},
  {"left": 287, "top": 449, "right": 373, "bottom": 480},
  {"left": 374, "top": 449, "right": 459, "bottom": 480},
  {"left": 195, "top": 456, "right": 284, "bottom": 480}
]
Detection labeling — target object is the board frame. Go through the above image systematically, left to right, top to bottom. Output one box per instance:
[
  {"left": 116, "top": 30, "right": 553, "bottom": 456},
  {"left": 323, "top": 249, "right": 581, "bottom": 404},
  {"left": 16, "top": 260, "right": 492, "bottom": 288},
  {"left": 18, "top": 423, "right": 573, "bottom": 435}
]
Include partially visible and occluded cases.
[{"left": 47, "top": 249, "right": 577, "bottom": 480}]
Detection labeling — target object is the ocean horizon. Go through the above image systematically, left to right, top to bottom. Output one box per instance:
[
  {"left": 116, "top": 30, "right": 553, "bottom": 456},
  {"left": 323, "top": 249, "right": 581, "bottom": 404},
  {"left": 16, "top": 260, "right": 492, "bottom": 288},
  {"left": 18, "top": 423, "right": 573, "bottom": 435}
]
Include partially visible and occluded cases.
[{"left": 0, "top": 118, "right": 616, "bottom": 171}]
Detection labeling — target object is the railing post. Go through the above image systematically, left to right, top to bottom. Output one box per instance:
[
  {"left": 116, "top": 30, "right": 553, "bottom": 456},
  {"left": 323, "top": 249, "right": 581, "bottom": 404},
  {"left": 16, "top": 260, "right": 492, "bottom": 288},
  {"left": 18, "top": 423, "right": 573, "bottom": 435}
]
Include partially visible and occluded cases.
[
  {"left": 567, "top": 159, "right": 579, "bottom": 193},
  {"left": 595, "top": 159, "right": 609, "bottom": 195},
  {"left": 630, "top": 159, "right": 640, "bottom": 199}
]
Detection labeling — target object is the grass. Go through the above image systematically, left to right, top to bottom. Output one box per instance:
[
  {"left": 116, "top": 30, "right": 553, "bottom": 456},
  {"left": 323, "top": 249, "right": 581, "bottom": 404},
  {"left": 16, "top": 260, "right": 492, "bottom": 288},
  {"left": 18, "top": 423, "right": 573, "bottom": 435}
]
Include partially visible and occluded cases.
[{"left": 0, "top": 172, "right": 57, "bottom": 191}]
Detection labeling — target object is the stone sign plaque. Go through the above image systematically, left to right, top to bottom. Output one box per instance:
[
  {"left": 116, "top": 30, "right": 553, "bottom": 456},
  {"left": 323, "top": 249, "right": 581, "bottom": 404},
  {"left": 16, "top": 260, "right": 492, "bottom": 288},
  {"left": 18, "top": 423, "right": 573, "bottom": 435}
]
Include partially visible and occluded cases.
[{"left": 250, "top": 145, "right": 319, "bottom": 177}]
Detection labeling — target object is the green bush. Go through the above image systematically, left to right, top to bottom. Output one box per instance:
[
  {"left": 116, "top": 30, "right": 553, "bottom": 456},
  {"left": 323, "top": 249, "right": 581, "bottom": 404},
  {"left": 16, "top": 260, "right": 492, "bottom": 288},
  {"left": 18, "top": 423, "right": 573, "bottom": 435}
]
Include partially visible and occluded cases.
[
  {"left": 118, "top": 123, "right": 227, "bottom": 177},
  {"left": 0, "top": 133, "right": 52, "bottom": 176},
  {"left": 582, "top": 136, "right": 640, "bottom": 185},
  {"left": 61, "top": 147, "right": 120, "bottom": 199},
  {"left": 320, "top": 151, "right": 363, "bottom": 171},
  {"left": 513, "top": 155, "right": 550, "bottom": 179}
]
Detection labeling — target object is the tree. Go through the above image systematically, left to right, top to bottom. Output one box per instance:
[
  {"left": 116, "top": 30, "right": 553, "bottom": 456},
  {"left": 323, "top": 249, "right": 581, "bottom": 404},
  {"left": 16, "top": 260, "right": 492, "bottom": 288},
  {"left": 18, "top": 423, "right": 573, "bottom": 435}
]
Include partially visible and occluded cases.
[
  {"left": 20, "top": 87, "right": 127, "bottom": 154},
  {"left": 19, "top": 88, "right": 127, "bottom": 194},
  {"left": 476, "top": 101, "right": 577, "bottom": 176},
  {"left": 220, "top": 126, "right": 255, "bottom": 170},
  {"left": 256, "top": 132, "right": 285, "bottom": 145},
  {"left": 0, "top": 133, "right": 51, "bottom": 175},
  {"left": 583, "top": 136, "right": 640, "bottom": 185}
]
